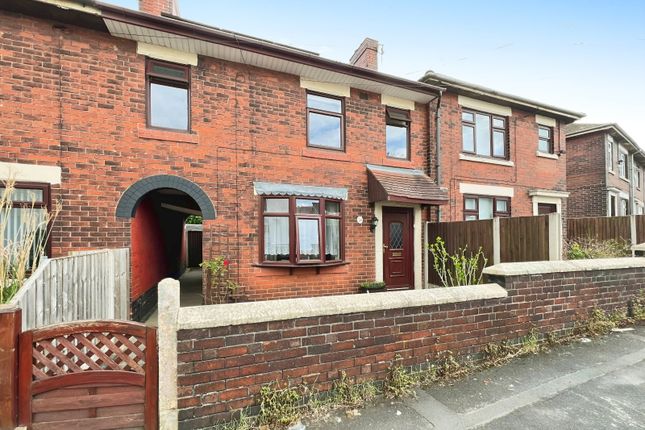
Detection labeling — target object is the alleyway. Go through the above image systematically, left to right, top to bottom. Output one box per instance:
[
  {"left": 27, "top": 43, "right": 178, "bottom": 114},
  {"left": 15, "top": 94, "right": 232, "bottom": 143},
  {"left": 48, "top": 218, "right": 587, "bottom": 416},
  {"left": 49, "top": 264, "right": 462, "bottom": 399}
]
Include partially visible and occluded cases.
[
  {"left": 145, "top": 268, "right": 202, "bottom": 326},
  {"left": 311, "top": 326, "right": 645, "bottom": 430}
]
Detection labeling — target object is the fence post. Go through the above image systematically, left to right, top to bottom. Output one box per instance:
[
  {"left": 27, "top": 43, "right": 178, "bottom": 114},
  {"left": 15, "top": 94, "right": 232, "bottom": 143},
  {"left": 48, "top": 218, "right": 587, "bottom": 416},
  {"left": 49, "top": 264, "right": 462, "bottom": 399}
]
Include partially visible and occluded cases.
[
  {"left": 548, "top": 212, "right": 563, "bottom": 260},
  {"left": 630, "top": 215, "right": 637, "bottom": 257},
  {"left": 492, "top": 218, "right": 501, "bottom": 265},
  {"left": 158, "top": 278, "right": 180, "bottom": 430},
  {"left": 0, "top": 305, "right": 21, "bottom": 429}
]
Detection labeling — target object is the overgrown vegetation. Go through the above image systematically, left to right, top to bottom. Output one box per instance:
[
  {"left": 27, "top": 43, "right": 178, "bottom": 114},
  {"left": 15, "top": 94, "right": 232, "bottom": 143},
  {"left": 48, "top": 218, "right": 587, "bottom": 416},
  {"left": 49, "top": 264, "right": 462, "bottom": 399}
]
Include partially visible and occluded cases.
[
  {"left": 0, "top": 179, "right": 60, "bottom": 304},
  {"left": 185, "top": 215, "right": 202, "bottom": 224},
  {"left": 427, "top": 236, "right": 487, "bottom": 287},
  {"left": 566, "top": 237, "right": 631, "bottom": 260},
  {"left": 200, "top": 256, "right": 240, "bottom": 304},
  {"left": 217, "top": 301, "right": 644, "bottom": 429}
]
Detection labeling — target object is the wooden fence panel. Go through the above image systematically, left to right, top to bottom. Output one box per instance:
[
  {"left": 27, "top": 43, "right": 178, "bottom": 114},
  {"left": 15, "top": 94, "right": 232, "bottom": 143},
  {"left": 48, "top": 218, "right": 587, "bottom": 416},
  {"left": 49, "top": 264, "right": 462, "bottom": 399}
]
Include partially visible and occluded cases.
[
  {"left": 500, "top": 215, "right": 549, "bottom": 262},
  {"left": 635, "top": 215, "right": 645, "bottom": 243},
  {"left": 567, "top": 216, "right": 631, "bottom": 242},
  {"left": 427, "top": 219, "right": 494, "bottom": 286},
  {"left": 10, "top": 249, "right": 130, "bottom": 330}
]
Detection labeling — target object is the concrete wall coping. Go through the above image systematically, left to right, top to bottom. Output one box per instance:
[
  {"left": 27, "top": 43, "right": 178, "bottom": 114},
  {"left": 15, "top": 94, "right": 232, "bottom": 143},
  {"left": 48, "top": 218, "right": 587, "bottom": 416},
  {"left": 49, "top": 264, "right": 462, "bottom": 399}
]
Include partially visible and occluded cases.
[
  {"left": 483, "top": 257, "right": 645, "bottom": 277},
  {"left": 177, "top": 284, "right": 507, "bottom": 330}
]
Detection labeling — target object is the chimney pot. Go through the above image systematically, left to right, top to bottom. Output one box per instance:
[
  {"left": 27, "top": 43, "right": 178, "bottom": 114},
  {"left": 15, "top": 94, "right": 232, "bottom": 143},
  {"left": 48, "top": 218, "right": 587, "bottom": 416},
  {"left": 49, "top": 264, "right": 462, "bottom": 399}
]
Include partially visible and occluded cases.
[{"left": 349, "top": 37, "right": 379, "bottom": 71}]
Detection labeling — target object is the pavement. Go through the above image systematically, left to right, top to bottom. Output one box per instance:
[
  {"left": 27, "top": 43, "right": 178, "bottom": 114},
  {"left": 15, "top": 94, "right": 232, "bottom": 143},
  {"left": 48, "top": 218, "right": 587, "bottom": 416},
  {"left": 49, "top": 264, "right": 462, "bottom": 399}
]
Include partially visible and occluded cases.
[
  {"left": 145, "top": 268, "right": 203, "bottom": 326},
  {"left": 309, "top": 325, "right": 645, "bottom": 430}
]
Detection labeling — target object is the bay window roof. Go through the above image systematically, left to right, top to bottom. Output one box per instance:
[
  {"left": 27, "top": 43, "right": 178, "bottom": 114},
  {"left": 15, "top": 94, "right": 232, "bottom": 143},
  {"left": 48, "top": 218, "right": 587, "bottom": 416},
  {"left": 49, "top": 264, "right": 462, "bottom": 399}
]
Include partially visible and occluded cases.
[{"left": 254, "top": 182, "right": 348, "bottom": 201}]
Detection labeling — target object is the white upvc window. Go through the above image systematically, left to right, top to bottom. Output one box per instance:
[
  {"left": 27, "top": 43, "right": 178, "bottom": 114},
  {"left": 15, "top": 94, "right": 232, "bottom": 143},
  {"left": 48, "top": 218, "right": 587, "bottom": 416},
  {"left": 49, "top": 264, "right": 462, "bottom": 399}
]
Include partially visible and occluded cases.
[
  {"left": 607, "top": 136, "right": 614, "bottom": 171},
  {"left": 618, "top": 148, "right": 629, "bottom": 179}
]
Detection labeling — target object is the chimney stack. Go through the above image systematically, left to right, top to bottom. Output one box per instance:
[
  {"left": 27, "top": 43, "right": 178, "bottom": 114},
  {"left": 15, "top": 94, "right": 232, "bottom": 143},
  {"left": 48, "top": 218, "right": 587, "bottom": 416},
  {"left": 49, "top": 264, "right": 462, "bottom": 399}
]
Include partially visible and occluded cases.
[
  {"left": 139, "top": 0, "right": 180, "bottom": 16},
  {"left": 349, "top": 38, "right": 379, "bottom": 71}
]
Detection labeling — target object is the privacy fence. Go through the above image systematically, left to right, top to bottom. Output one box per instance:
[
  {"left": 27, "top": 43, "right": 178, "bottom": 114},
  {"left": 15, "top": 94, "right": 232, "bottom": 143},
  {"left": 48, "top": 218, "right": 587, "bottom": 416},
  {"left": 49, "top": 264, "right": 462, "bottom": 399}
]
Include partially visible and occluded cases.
[
  {"left": 427, "top": 213, "right": 561, "bottom": 286},
  {"left": 567, "top": 214, "right": 645, "bottom": 244},
  {"left": 9, "top": 248, "right": 130, "bottom": 330}
]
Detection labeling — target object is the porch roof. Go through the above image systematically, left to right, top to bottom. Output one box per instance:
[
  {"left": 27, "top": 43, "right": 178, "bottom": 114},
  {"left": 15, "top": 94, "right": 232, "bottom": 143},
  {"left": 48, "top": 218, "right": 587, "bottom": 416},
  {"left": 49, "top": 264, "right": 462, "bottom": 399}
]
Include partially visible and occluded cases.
[{"left": 366, "top": 165, "right": 448, "bottom": 205}]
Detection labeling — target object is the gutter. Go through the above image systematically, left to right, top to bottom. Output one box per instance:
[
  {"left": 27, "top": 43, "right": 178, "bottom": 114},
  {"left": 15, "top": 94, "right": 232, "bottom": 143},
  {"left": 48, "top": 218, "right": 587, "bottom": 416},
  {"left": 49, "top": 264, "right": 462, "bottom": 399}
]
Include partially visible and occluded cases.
[{"left": 95, "top": 1, "right": 445, "bottom": 97}]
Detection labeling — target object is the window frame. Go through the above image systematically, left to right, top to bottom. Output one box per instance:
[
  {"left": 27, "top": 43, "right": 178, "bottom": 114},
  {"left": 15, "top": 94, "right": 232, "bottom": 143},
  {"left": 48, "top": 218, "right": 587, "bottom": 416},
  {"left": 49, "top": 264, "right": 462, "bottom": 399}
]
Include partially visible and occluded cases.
[
  {"left": 145, "top": 59, "right": 191, "bottom": 132},
  {"left": 305, "top": 91, "right": 346, "bottom": 152},
  {"left": 385, "top": 107, "right": 411, "bottom": 160},
  {"left": 461, "top": 108, "right": 508, "bottom": 159},
  {"left": 537, "top": 125, "right": 554, "bottom": 154},
  {"left": 607, "top": 138, "right": 614, "bottom": 172},
  {"left": 619, "top": 149, "right": 629, "bottom": 180},
  {"left": 1, "top": 182, "right": 52, "bottom": 255},
  {"left": 463, "top": 194, "right": 511, "bottom": 220},
  {"left": 259, "top": 196, "right": 344, "bottom": 266}
]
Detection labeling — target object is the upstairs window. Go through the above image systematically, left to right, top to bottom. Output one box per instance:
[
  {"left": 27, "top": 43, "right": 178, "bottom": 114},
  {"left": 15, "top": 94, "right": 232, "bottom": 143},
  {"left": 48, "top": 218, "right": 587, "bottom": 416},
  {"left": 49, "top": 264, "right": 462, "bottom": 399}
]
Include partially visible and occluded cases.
[
  {"left": 146, "top": 60, "right": 190, "bottom": 131},
  {"left": 307, "top": 93, "right": 344, "bottom": 150},
  {"left": 385, "top": 107, "right": 410, "bottom": 160},
  {"left": 462, "top": 110, "right": 507, "bottom": 159},
  {"left": 538, "top": 125, "right": 554, "bottom": 154},
  {"left": 607, "top": 138, "right": 614, "bottom": 171},
  {"left": 619, "top": 150, "right": 628, "bottom": 179},
  {"left": 636, "top": 168, "right": 642, "bottom": 189},
  {"left": 463, "top": 195, "right": 510, "bottom": 220},
  {"left": 261, "top": 196, "right": 343, "bottom": 265}
]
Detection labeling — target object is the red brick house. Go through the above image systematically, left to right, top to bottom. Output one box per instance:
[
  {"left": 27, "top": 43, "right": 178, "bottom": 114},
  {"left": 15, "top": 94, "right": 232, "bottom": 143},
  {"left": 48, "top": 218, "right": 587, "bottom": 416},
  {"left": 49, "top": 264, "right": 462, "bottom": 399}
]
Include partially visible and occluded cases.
[
  {"left": 1, "top": 0, "right": 450, "bottom": 318},
  {"left": 420, "top": 72, "right": 584, "bottom": 221},
  {"left": 565, "top": 123, "right": 645, "bottom": 217}
]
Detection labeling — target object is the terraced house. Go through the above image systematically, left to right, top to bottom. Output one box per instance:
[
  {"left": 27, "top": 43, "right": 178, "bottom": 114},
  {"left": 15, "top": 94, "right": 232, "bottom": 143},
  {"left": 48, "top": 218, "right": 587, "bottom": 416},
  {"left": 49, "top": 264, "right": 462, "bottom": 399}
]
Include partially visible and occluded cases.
[
  {"left": 0, "top": 0, "right": 453, "bottom": 318},
  {"left": 0, "top": 0, "right": 584, "bottom": 318},
  {"left": 421, "top": 72, "right": 584, "bottom": 221},
  {"left": 566, "top": 123, "right": 645, "bottom": 217}
]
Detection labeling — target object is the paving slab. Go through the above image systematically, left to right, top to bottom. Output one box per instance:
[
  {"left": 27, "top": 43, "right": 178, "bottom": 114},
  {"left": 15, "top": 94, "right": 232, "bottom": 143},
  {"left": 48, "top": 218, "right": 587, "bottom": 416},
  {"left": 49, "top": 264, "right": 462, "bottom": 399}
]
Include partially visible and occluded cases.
[{"left": 309, "top": 326, "right": 645, "bottom": 430}]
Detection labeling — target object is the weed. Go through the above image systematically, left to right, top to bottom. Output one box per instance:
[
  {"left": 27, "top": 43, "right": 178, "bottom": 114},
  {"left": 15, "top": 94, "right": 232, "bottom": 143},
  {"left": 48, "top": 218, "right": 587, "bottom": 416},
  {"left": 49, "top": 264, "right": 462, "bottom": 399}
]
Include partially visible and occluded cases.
[
  {"left": 566, "top": 237, "right": 630, "bottom": 260},
  {"left": 632, "top": 290, "right": 645, "bottom": 321},
  {"left": 585, "top": 308, "right": 616, "bottom": 336},
  {"left": 384, "top": 358, "right": 416, "bottom": 399},
  {"left": 330, "top": 371, "right": 378, "bottom": 408},
  {"left": 257, "top": 382, "right": 302, "bottom": 428},
  {"left": 213, "top": 410, "right": 255, "bottom": 430}
]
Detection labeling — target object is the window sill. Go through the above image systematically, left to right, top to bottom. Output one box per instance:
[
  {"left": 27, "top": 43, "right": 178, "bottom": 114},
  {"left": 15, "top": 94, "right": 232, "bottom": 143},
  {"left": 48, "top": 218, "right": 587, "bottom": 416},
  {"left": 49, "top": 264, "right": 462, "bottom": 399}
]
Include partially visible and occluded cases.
[
  {"left": 138, "top": 126, "right": 199, "bottom": 144},
  {"left": 302, "top": 147, "right": 350, "bottom": 162},
  {"left": 536, "top": 151, "right": 559, "bottom": 160},
  {"left": 459, "top": 154, "right": 514, "bottom": 167},
  {"left": 608, "top": 170, "right": 615, "bottom": 175},
  {"left": 620, "top": 177, "right": 630, "bottom": 183},
  {"left": 253, "top": 261, "right": 349, "bottom": 274}
]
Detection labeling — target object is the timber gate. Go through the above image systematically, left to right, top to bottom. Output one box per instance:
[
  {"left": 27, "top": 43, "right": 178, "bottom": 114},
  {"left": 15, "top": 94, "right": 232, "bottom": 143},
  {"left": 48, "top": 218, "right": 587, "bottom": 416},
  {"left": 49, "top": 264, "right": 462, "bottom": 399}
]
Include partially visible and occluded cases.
[{"left": 18, "top": 320, "right": 158, "bottom": 429}]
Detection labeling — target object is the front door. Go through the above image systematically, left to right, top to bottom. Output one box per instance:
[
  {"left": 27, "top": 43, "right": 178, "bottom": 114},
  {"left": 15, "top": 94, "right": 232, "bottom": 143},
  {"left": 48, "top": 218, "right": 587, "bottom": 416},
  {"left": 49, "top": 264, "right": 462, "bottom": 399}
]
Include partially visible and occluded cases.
[{"left": 382, "top": 207, "right": 413, "bottom": 289}]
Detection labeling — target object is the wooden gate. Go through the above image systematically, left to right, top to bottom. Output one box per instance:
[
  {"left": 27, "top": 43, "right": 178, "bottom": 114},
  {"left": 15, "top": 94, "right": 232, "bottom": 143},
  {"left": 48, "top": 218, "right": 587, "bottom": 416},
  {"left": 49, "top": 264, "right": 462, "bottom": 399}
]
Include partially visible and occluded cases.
[{"left": 18, "top": 320, "right": 158, "bottom": 430}]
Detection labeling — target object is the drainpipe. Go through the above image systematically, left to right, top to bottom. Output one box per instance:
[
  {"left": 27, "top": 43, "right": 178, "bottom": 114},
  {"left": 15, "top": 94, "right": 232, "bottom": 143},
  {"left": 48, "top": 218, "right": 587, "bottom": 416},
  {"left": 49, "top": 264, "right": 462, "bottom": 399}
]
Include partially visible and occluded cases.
[
  {"left": 435, "top": 91, "right": 443, "bottom": 223},
  {"left": 630, "top": 152, "right": 635, "bottom": 214}
]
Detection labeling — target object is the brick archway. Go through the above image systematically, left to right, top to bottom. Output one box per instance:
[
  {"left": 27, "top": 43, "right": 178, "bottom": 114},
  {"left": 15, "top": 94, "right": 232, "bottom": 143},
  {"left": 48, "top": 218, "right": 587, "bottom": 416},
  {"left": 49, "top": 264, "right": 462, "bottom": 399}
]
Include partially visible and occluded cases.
[{"left": 115, "top": 175, "right": 216, "bottom": 220}]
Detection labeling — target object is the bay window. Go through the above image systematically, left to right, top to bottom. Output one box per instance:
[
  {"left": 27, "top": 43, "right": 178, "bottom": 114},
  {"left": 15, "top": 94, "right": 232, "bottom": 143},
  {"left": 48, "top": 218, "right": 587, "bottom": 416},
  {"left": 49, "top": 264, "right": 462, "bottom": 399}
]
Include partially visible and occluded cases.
[{"left": 261, "top": 196, "right": 343, "bottom": 265}]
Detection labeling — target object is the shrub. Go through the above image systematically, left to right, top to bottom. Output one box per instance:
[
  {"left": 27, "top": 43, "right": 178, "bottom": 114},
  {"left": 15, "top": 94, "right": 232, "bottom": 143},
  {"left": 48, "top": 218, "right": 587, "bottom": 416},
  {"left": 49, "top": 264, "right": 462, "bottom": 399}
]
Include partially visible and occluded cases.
[
  {"left": 427, "top": 236, "right": 487, "bottom": 287},
  {"left": 566, "top": 238, "right": 630, "bottom": 260},
  {"left": 200, "top": 256, "right": 239, "bottom": 304}
]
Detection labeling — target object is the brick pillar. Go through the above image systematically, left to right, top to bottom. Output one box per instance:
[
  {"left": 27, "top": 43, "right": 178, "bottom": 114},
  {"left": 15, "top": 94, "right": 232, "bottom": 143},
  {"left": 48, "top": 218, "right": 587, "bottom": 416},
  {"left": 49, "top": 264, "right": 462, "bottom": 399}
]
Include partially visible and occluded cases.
[{"left": 0, "top": 305, "right": 21, "bottom": 430}]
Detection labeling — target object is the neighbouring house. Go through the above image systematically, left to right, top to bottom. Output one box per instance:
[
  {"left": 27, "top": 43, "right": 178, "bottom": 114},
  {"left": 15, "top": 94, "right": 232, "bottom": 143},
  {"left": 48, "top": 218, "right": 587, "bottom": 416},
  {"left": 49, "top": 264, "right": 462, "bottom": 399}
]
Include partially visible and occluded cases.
[
  {"left": 0, "top": 0, "right": 450, "bottom": 318},
  {"left": 420, "top": 72, "right": 584, "bottom": 221},
  {"left": 565, "top": 123, "right": 645, "bottom": 217}
]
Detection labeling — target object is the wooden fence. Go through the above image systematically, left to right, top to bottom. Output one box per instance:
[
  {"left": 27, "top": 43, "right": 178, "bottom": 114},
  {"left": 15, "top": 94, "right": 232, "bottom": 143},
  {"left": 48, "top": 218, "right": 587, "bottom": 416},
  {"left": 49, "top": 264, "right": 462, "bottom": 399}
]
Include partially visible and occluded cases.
[
  {"left": 427, "top": 214, "right": 560, "bottom": 286},
  {"left": 567, "top": 214, "right": 645, "bottom": 244},
  {"left": 9, "top": 249, "right": 130, "bottom": 330}
]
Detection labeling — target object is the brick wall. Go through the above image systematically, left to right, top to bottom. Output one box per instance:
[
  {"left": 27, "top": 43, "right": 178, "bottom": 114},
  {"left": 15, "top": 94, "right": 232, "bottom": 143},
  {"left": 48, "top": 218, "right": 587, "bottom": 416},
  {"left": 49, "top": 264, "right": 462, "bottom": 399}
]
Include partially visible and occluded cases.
[
  {"left": 0, "top": 10, "right": 435, "bottom": 303},
  {"left": 435, "top": 92, "right": 568, "bottom": 221},
  {"left": 566, "top": 131, "right": 608, "bottom": 217},
  {"left": 174, "top": 262, "right": 644, "bottom": 428}
]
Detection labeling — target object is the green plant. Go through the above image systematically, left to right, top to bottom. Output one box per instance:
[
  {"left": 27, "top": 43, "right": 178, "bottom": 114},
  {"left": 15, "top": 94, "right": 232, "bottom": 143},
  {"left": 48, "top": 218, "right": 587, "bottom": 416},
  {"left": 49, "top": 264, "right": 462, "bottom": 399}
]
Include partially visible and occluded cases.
[
  {"left": 0, "top": 179, "right": 60, "bottom": 304},
  {"left": 185, "top": 215, "right": 202, "bottom": 224},
  {"left": 427, "top": 236, "right": 487, "bottom": 287},
  {"left": 566, "top": 238, "right": 630, "bottom": 260},
  {"left": 200, "top": 256, "right": 240, "bottom": 304},
  {"left": 359, "top": 281, "right": 386, "bottom": 290},
  {"left": 632, "top": 290, "right": 645, "bottom": 321},
  {"left": 585, "top": 308, "right": 616, "bottom": 336},
  {"left": 383, "top": 357, "right": 416, "bottom": 399},
  {"left": 331, "top": 371, "right": 377, "bottom": 408},
  {"left": 258, "top": 383, "right": 302, "bottom": 428},
  {"left": 213, "top": 410, "right": 254, "bottom": 430}
]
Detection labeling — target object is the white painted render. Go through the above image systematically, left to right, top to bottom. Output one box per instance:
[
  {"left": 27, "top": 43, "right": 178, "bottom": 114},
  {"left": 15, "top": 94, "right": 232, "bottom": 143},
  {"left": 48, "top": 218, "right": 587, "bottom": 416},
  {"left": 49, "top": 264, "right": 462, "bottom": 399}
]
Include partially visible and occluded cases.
[
  {"left": 136, "top": 42, "right": 198, "bottom": 66},
  {"left": 300, "top": 78, "right": 351, "bottom": 98},
  {"left": 381, "top": 94, "right": 416, "bottom": 111},
  {"left": 457, "top": 95, "right": 512, "bottom": 117},
  {"left": 535, "top": 114, "right": 557, "bottom": 127},
  {"left": 0, "top": 161, "right": 62, "bottom": 184},
  {"left": 459, "top": 182, "right": 515, "bottom": 198}
]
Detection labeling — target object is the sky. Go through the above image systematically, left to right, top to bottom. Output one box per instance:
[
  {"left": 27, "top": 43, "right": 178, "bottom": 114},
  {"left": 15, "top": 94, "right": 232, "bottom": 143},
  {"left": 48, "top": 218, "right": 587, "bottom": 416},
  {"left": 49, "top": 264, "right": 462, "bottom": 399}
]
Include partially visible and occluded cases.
[{"left": 106, "top": 0, "right": 645, "bottom": 146}]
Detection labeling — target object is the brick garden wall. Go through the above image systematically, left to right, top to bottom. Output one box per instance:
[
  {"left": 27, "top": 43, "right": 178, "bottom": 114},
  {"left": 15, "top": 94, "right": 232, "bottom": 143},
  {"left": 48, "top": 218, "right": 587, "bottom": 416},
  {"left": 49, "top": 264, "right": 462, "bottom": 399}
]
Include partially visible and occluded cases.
[{"left": 172, "top": 260, "right": 645, "bottom": 428}]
